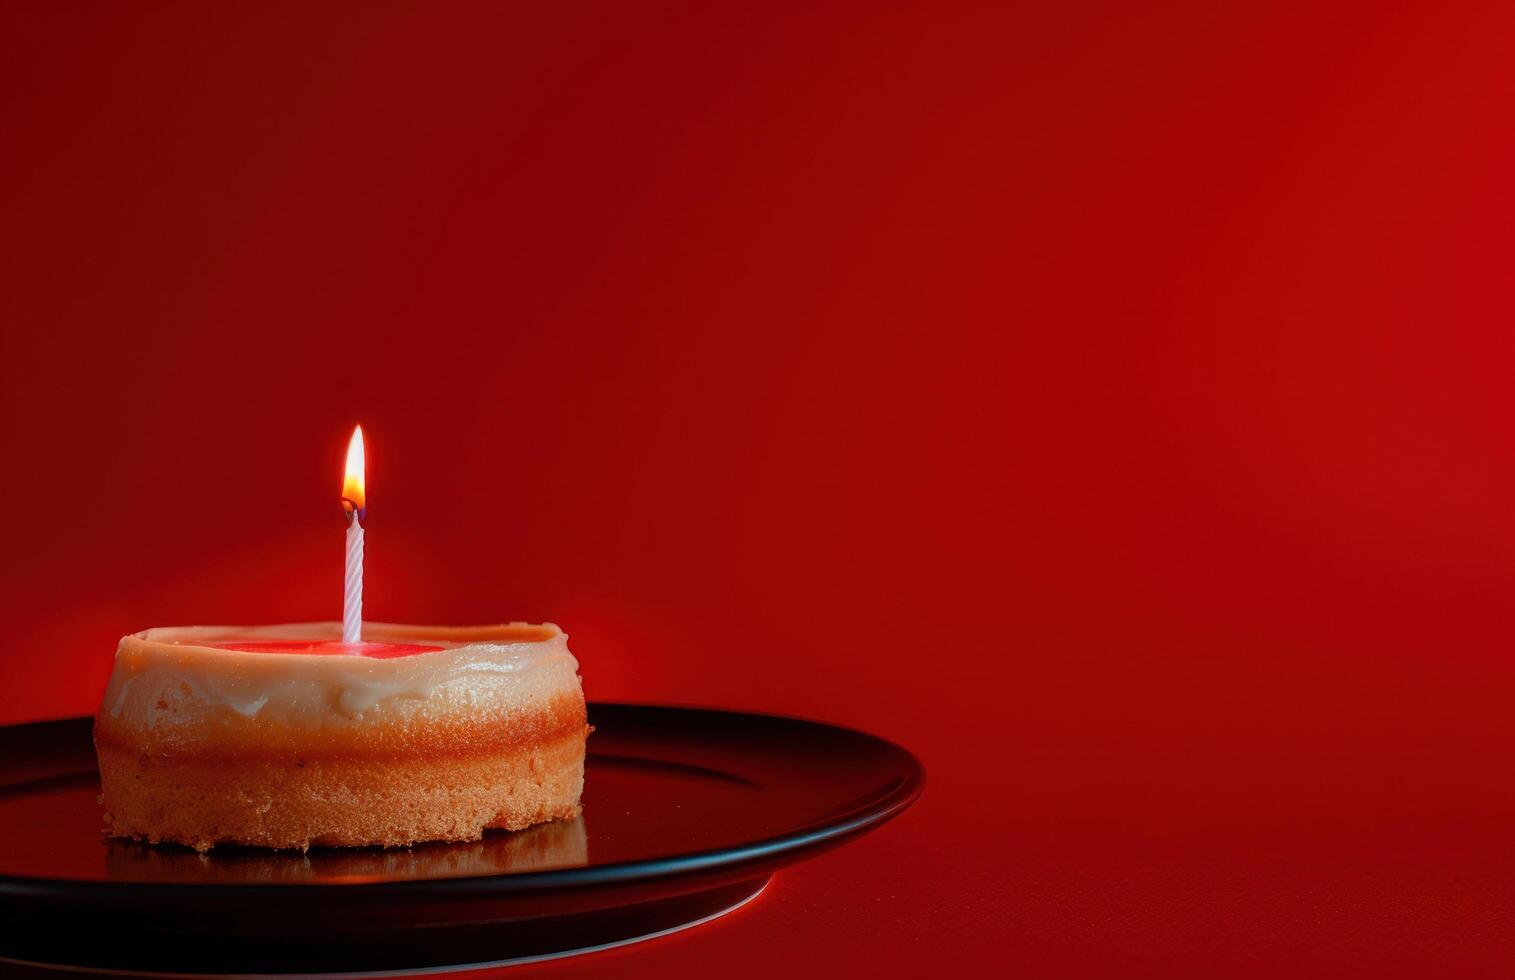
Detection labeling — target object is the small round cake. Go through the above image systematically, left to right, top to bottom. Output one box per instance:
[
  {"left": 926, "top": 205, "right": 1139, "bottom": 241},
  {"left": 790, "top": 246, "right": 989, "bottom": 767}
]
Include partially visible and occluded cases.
[{"left": 93, "top": 622, "right": 589, "bottom": 851}]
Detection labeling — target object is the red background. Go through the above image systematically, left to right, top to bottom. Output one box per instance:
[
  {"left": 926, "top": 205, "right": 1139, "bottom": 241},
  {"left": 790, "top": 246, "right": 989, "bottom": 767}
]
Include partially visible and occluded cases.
[{"left": 1, "top": 3, "right": 1511, "bottom": 976}]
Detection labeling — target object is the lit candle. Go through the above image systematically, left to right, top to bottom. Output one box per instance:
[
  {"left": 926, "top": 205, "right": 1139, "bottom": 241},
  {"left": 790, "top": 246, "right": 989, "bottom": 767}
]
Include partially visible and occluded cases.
[{"left": 340, "top": 425, "right": 366, "bottom": 644}]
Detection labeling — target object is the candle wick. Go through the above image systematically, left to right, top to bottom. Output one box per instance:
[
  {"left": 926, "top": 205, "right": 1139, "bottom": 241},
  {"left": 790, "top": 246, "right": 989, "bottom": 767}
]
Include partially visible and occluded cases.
[{"left": 341, "top": 498, "right": 365, "bottom": 526}]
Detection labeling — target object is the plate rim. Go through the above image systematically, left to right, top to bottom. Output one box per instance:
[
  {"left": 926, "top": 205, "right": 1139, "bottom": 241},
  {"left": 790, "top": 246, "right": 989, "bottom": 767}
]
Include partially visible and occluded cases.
[{"left": 0, "top": 701, "right": 925, "bottom": 898}]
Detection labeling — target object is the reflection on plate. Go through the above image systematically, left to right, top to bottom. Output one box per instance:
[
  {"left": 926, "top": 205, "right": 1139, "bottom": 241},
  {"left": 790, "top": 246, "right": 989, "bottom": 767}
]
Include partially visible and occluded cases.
[{"left": 104, "top": 816, "right": 589, "bottom": 885}]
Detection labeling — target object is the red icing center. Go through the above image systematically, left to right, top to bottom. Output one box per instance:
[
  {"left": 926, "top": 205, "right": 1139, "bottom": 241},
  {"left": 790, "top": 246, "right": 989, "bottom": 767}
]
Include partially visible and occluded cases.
[{"left": 208, "top": 640, "right": 445, "bottom": 659}]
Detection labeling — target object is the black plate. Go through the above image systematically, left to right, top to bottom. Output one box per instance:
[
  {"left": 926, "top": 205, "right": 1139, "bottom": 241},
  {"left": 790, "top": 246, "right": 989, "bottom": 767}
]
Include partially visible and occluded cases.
[{"left": 0, "top": 703, "right": 923, "bottom": 975}]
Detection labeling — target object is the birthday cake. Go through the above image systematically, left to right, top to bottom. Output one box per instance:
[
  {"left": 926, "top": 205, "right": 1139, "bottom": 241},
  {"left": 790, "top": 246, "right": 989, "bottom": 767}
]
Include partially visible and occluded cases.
[{"left": 93, "top": 622, "right": 589, "bottom": 851}]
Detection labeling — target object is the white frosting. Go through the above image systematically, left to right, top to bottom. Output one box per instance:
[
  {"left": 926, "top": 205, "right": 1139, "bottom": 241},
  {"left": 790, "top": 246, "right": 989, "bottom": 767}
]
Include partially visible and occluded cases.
[{"left": 101, "top": 622, "right": 578, "bottom": 724}]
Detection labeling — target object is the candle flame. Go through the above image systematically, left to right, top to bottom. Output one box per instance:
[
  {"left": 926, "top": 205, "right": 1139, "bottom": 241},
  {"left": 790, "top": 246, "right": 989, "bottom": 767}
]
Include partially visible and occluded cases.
[{"left": 342, "top": 425, "right": 366, "bottom": 518}]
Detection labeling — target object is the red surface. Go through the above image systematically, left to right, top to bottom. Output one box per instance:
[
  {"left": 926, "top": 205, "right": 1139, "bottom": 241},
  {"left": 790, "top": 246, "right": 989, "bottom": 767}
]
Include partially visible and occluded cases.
[{"left": 0, "top": 3, "right": 1510, "bottom": 976}]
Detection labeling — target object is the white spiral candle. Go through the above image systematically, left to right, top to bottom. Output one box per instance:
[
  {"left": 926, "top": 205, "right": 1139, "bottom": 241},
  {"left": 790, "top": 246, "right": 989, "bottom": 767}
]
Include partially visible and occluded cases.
[
  {"left": 340, "top": 424, "right": 366, "bottom": 646},
  {"left": 343, "top": 518, "right": 364, "bottom": 644}
]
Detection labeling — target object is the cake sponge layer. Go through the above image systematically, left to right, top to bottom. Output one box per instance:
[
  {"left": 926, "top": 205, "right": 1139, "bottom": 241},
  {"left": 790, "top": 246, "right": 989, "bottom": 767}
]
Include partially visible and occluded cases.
[{"left": 97, "top": 728, "right": 587, "bottom": 851}]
